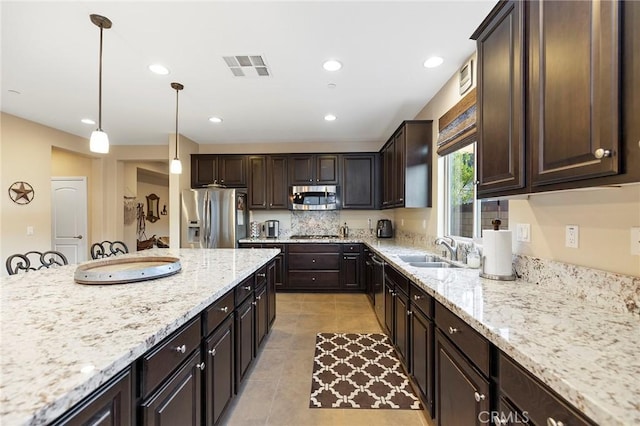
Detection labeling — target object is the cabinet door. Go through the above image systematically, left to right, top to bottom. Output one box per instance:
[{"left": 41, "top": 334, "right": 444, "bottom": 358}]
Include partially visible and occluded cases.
[
  {"left": 475, "top": 0, "right": 526, "bottom": 196},
  {"left": 529, "top": 0, "right": 620, "bottom": 186},
  {"left": 393, "top": 128, "right": 406, "bottom": 206},
  {"left": 381, "top": 141, "right": 395, "bottom": 208},
  {"left": 342, "top": 154, "right": 377, "bottom": 209},
  {"left": 191, "top": 155, "right": 218, "bottom": 188},
  {"left": 218, "top": 155, "right": 247, "bottom": 187},
  {"left": 289, "top": 155, "right": 315, "bottom": 184},
  {"left": 316, "top": 155, "right": 339, "bottom": 184},
  {"left": 248, "top": 156, "right": 267, "bottom": 209},
  {"left": 268, "top": 156, "right": 289, "bottom": 209},
  {"left": 341, "top": 253, "right": 361, "bottom": 290},
  {"left": 267, "top": 260, "right": 277, "bottom": 326},
  {"left": 384, "top": 282, "right": 394, "bottom": 337},
  {"left": 254, "top": 285, "right": 268, "bottom": 351},
  {"left": 394, "top": 290, "right": 409, "bottom": 366},
  {"left": 235, "top": 298, "right": 255, "bottom": 388},
  {"left": 411, "top": 309, "right": 434, "bottom": 418},
  {"left": 205, "top": 317, "right": 234, "bottom": 426},
  {"left": 436, "top": 331, "right": 489, "bottom": 426},
  {"left": 140, "top": 350, "right": 202, "bottom": 426},
  {"left": 51, "top": 368, "right": 132, "bottom": 426}
]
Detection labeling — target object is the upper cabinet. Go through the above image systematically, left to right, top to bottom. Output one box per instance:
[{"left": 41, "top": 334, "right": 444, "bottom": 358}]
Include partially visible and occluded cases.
[
  {"left": 472, "top": 0, "right": 639, "bottom": 197},
  {"left": 473, "top": 0, "right": 525, "bottom": 197},
  {"left": 529, "top": 0, "right": 620, "bottom": 186},
  {"left": 380, "top": 120, "right": 433, "bottom": 209},
  {"left": 289, "top": 154, "right": 339, "bottom": 185},
  {"left": 341, "top": 154, "right": 379, "bottom": 210},
  {"left": 191, "top": 155, "right": 247, "bottom": 188},
  {"left": 248, "top": 155, "right": 288, "bottom": 210}
]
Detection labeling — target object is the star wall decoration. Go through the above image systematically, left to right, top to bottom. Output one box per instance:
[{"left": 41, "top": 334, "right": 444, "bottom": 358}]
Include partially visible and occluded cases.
[{"left": 8, "top": 181, "right": 35, "bottom": 205}]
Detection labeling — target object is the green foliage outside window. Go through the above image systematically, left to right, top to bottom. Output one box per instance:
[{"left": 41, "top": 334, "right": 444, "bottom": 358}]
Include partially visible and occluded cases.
[{"left": 450, "top": 151, "right": 475, "bottom": 206}]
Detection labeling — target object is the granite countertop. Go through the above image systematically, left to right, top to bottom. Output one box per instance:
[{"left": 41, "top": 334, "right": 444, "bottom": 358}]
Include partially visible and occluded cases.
[
  {"left": 364, "top": 241, "right": 639, "bottom": 426},
  {"left": 0, "top": 247, "right": 279, "bottom": 426}
]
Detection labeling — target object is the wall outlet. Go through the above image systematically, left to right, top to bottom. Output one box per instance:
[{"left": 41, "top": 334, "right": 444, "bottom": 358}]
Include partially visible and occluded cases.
[
  {"left": 516, "top": 223, "right": 531, "bottom": 242},
  {"left": 565, "top": 225, "right": 579, "bottom": 248},
  {"left": 26, "top": 226, "right": 34, "bottom": 236},
  {"left": 631, "top": 227, "right": 640, "bottom": 255}
]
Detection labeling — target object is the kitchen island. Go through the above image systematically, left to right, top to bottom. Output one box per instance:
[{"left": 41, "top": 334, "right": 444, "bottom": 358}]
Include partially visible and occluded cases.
[{"left": 0, "top": 247, "right": 279, "bottom": 425}]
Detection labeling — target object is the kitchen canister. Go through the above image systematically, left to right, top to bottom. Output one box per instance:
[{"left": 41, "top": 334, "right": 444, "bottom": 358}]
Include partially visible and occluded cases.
[
  {"left": 480, "top": 219, "right": 516, "bottom": 280},
  {"left": 250, "top": 221, "right": 260, "bottom": 239}
]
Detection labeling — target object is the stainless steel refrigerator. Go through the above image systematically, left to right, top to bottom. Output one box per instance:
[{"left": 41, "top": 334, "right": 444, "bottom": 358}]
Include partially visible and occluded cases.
[{"left": 181, "top": 188, "right": 248, "bottom": 248}]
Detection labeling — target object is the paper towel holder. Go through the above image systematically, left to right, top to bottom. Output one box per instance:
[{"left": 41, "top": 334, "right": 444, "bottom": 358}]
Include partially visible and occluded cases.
[{"left": 479, "top": 255, "right": 516, "bottom": 281}]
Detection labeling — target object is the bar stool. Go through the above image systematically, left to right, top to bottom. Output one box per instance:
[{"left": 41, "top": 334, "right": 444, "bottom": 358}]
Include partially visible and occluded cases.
[
  {"left": 90, "top": 241, "right": 129, "bottom": 259},
  {"left": 6, "top": 250, "right": 69, "bottom": 275}
]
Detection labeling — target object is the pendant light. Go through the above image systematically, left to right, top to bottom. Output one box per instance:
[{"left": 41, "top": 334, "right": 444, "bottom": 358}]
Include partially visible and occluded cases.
[
  {"left": 89, "top": 14, "right": 112, "bottom": 154},
  {"left": 170, "top": 82, "right": 184, "bottom": 174}
]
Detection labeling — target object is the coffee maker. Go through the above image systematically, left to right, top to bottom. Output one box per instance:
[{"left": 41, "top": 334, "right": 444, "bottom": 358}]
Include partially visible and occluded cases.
[
  {"left": 376, "top": 219, "right": 393, "bottom": 238},
  {"left": 265, "top": 220, "right": 280, "bottom": 238}
]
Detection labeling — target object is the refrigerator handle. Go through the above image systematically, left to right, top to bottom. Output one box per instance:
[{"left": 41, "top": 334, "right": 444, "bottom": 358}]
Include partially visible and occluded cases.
[{"left": 204, "top": 191, "right": 210, "bottom": 247}]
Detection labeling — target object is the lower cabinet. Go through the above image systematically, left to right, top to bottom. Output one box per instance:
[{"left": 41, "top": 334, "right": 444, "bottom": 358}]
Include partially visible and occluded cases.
[
  {"left": 287, "top": 244, "right": 341, "bottom": 290},
  {"left": 341, "top": 244, "right": 363, "bottom": 290},
  {"left": 267, "top": 260, "right": 277, "bottom": 326},
  {"left": 255, "top": 284, "right": 268, "bottom": 352},
  {"left": 394, "top": 287, "right": 409, "bottom": 366},
  {"left": 235, "top": 296, "right": 255, "bottom": 389},
  {"left": 410, "top": 304, "right": 434, "bottom": 418},
  {"left": 204, "top": 316, "right": 235, "bottom": 426},
  {"left": 140, "top": 350, "right": 203, "bottom": 426},
  {"left": 51, "top": 368, "right": 133, "bottom": 426}
]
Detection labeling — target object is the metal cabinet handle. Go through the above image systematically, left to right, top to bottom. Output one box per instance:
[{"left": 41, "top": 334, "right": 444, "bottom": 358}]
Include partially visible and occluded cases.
[
  {"left": 594, "top": 148, "right": 612, "bottom": 159},
  {"left": 270, "top": 203, "right": 273, "bottom": 207},
  {"left": 312, "top": 259, "right": 316, "bottom": 263},
  {"left": 257, "top": 273, "right": 266, "bottom": 277},
  {"left": 311, "top": 277, "right": 316, "bottom": 281},
  {"left": 243, "top": 285, "right": 252, "bottom": 291},
  {"left": 256, "top": 295, "right": 261, "bottom": 300},
  {"left": 413, "top": 295, "right": 422, "bottom": 301},
  {"left": 252, "top": 301, "right": 257, "bottom": 306},
  {"left": 219, "top": 306, "right": 229, "bottom": 313},
  {"left": 407, "top": 310, "right": 413, "bottom": 316},
  {"left": 448, "top": 326, "right": 459, "bottom": 335},
  {"left": 174, "top": 344, "right": 186, "bottom": 354},
  {"left": 208, "top": 348, "right": 216, "bottom": 356},
  {"left": 197, "top": 362, "right": 206, "bottom": 371},
  {"left": 474, "top": 392, "right": 485, "bottom": 402},
  {"left": 494, "top": 417, "right": 507, "bottom": 426},
  {"left": 547, "top": 418, "right": 564, "bottom": 426}
]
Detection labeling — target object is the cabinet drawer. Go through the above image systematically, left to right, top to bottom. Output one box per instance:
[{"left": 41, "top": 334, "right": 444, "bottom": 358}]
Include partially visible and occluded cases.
[
  {"left": 288, "top": 243, "right": 340, "bottom": 253},
  {"left": 342, "top": 244, "right": 361, "bottom": 253},
  {"left": 288, "top": 253, "right": 340, "bottom": 270},
  {"left": 255, "top": 265, "right": 267, "bottom": 287},
  {"left": 385, "top": 265, "right": 408, "bottom": 295},
  {"left": 287, "top": 271, "right": 340, "bottom": 288},
  {"left": 235, "top": 276, "right": 254, "bottom": 306},
  {"left": 410, "top": 283, "right": 433, "bottom": 318},
  {"left": 204, "top": 290, "right": 234, "bottom": 336},
  {"left": 435, "top": 302, "right": 489, "bottom": 376},
  {"left": 140, "top": 316, "right": 201, "bottom": 399},
  {"left": 499, "top": 353, "right": 594, "bottom": 426}
]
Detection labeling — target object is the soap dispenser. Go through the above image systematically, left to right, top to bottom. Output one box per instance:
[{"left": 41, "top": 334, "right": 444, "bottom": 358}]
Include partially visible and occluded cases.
[{"left": 467, "top": 243, "right": 481, "bottom": 269}]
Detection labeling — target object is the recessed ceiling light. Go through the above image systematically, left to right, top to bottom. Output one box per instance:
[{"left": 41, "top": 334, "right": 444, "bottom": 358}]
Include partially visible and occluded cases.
[
  {"left": 423, "top": 56, "right": 444, "bottom": 68},
  {"left": 323, "top": 60, "right": 342, "bottom": 72},
  {"left": 149, "top": 64, "right": 170, "bottom": 75},
  {"left": 327, "top": 83, "right": 337, "bottom": 89},
  {"left": 8, "top": 89, "right": 21, "bottom": 95},
  {"left": 324, "top": 114, "right": 337, "bottom": 122},
  {"left": 209, "top": 117, "right": 223, "bottom": 123},
  {"left": 81, "top": 118, "right": 96, "bottom": 125}
]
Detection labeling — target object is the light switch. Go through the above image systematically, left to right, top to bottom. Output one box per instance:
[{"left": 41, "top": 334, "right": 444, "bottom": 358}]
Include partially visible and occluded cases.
[
  {"left": 516, "top": 223, "right": 530, "bottom": 242},
  {"left": 26, "top": 226, "right": 34, "bottom": 236},
  {"left": 631, "top": 227, "right": 640, "bottom": 255}
]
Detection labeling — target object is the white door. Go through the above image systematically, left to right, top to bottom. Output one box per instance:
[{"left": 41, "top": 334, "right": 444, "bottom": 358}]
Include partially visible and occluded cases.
[{"left": 51, "top": 177, "right": 88, "bottom": 263}]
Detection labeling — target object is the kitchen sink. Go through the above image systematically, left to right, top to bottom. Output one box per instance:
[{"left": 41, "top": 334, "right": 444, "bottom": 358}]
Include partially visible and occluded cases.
[
  {"left": 398, "top": 254, "right": 441, "bottom": 263},
  {"left": 408, "top": 261, "right": 460, "bottom": 269}
]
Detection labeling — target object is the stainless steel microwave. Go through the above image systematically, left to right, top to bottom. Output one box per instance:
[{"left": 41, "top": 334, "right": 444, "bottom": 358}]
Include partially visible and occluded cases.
[{"left": 289, "top": 185, "right": 340, "bottom": 210}]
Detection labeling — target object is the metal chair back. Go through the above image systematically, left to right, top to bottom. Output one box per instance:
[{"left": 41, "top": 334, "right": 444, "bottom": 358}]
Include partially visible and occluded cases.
[
  {"left": 90, "top": 241, "right": 129, "bottom": 259},
  {"left": 6, "top": 250, "right": 69, "bottom": 275}
]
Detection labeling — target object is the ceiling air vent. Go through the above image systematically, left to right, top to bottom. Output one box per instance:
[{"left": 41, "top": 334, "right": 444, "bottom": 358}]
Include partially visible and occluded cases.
[{"left": 223, "top": 55, "right": 271, "bottom": 77}]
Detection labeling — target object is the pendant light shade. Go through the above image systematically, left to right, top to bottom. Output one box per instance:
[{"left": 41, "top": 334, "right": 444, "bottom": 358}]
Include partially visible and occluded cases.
[
  {"left": 89, "top": 14, "right": 112, "bottom": 153},
  {"left": 171, "top": 82, "right": 184, "bottom": 175}
]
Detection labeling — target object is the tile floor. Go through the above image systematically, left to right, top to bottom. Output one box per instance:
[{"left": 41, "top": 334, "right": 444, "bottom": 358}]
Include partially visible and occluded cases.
[{"left": 224, "top": 293, "right": 433, "bottom": 426}]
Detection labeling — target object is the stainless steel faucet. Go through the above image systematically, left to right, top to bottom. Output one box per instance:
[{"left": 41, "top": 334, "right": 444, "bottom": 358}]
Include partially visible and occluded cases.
[{"left": 435, "top": 236, "right": 458, "bottom": 261}]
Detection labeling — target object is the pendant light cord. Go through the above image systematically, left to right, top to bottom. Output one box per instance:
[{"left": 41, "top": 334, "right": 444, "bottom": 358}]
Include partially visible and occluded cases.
[
  {"left": 98, "top": 25, "right": 104, "bottom": 131},
  {"left": 174, "top": 87, "right": 179, "bottom": 160}
]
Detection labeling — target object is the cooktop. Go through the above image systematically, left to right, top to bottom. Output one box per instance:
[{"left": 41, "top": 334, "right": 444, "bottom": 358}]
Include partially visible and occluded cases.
[{"left": 290, "top": 235, "right": 340, "bottom": 239}]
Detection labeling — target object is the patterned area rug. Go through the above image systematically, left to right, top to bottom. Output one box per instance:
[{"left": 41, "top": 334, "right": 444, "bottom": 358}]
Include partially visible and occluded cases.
[{"left": 310, "top": 333, "right": 422, "bottom": 409}]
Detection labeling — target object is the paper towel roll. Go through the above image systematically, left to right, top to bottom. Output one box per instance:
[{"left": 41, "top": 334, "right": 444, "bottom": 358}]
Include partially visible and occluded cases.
[{"left": 482, "top": 230, "right": 513, "bottom": 277}]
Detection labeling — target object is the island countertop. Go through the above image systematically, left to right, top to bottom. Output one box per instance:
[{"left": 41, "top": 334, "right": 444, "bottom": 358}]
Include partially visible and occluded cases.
[{"left": 0, "top": 248, "right": 279, "bottom": 426}]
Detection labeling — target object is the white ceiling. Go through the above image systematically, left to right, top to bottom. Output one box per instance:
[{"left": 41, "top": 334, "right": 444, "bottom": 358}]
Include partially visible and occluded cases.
[{"left": 1, "top": 1, "right": 496, "bottom": 148}]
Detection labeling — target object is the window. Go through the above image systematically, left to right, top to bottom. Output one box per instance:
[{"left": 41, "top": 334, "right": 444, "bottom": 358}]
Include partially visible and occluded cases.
[{"left": 444, "top": 142, "right": 508, "bottom": 239}]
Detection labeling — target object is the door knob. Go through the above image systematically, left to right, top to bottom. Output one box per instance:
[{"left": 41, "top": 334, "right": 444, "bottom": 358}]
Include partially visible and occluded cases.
[
  {"left": 594, "top": 148, "right": 612, "bottom": 159},
  {"left": 74, "top": 235, "right": 83, "bottom": 239}
]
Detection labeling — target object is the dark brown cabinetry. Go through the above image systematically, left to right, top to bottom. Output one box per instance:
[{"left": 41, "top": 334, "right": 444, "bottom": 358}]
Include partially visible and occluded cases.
[
  {"left": 473, "top": 0, "right": 526, "bottom": 197},
  {"left": 529, "top": 0, "right": 620, "bottom": 186},
  {"left": 380, "top": 121, "right": 433, "bottom": 209},
  {"left": 289, "top": 154, "right": 339, "bottom": 185},
  {"left": 341, "top": 154, "right": 378, "bottom": 209},
  {"left": 191, "top": 155, "right": 247, "bottom": 188},
  {"left": 248, "top": 155, "right": 288, "bottom": 210},
  {"left": 239, "top": 243, "right": 286, "bottom": 290},
  {"left": 287, "top": 243, "right": 341, "bottom": 290},
  {"left": 341, "top": 244, "right": 362, "bottom": 290},
  {"left": 266, "top": 260, "right": 277, "bottom": 326},
  {"left": 383, "top": 265, "right": 410, "bottom": 366},
  {"left": 254, "top": 283, "right": 268, "bottom": 351},
  {"left": 409, "top": 284, "right": 434, "bottom": 418},
  {"left": 235, "top": 288, "right": 255, "bottom": 389},
  {"left": 204, "top": 316, "right": 234, "bottom": 426},
  {"left": 140, "top": 349, "right": 203, "bottom": 426},
  {"left": 499, "top": 352, "right": 595, "bottom": 426},
  {"left": 51, "top": 368, "right": 132, "bottom": 426}
]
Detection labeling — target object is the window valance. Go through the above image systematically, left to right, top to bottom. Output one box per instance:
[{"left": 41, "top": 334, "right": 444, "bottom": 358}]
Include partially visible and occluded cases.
[{"left": 436, "top": 87, "right": 477, "bottom": 156}]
